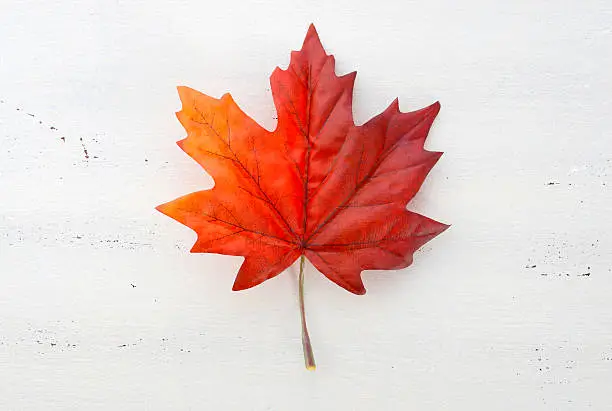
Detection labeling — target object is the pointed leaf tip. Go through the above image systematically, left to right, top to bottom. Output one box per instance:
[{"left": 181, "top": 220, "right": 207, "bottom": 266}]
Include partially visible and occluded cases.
[
  {"left": 302, "top": 23, "right": 324, "bottom": 53},
  {"left": 307, "top": 23, "right": 318, "bottom": 37},
  {"left": 176, "top": 85, "right": 193, "bottom": 99},
  {"left": 388, "top": 98, "right": 400, "bottom": 112},
  {"left": 431, "top": 101, "right": 441, "bottom": 114},
  {"left": 231, "top": 273, "right": 248, "bottom": 291}
]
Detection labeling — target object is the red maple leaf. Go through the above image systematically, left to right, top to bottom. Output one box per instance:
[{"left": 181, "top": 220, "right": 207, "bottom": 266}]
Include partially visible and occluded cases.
[{"left": 157, "top": 25, "right": 448, "bottom": 369}]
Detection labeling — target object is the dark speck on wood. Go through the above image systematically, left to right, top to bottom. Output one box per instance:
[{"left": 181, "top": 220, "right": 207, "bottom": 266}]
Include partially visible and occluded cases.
[{"left": 79, "top": 137, "right": 90, "bottom": 159}]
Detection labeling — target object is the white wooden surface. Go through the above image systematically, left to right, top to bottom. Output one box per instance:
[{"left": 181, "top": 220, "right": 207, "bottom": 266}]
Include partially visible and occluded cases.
[{"left": 1, "top": 1, "right": 611, "bottom": 409}]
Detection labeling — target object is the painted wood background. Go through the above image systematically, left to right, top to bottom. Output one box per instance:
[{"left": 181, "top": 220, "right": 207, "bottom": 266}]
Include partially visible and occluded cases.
[{"left": 1, "top": 1, "right": 611, "bottom": 409}]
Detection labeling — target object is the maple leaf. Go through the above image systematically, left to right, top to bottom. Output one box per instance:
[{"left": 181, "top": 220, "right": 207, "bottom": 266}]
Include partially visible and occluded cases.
[{"left": 157, "top": 24, "right": 448, "bottom": 369}]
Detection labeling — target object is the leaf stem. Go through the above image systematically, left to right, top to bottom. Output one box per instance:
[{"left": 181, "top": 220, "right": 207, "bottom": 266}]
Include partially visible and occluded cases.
[{"left": 298, "top": 254, "right": 316, "bottom": 370}]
